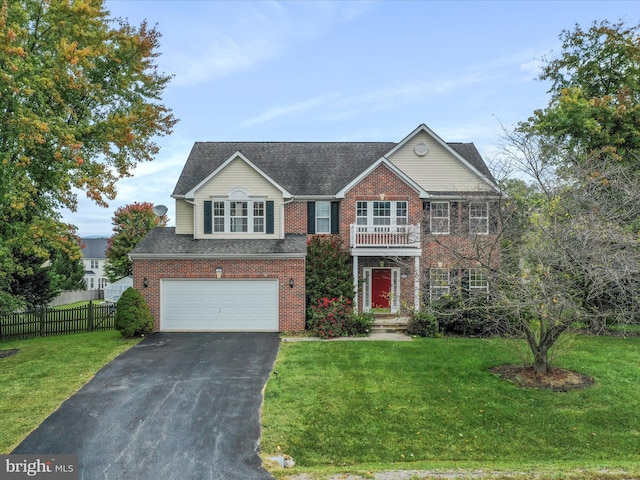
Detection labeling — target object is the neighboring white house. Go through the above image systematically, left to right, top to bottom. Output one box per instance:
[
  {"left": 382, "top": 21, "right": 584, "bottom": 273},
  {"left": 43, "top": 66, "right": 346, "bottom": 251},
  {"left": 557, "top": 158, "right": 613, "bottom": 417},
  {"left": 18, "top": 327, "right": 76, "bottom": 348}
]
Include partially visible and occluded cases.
[
  {"left": 81, "top": 237, "right": 110, "bottom": 290},
  {"left": 104, "top": 276, "right": 133, "bottom": 303}
]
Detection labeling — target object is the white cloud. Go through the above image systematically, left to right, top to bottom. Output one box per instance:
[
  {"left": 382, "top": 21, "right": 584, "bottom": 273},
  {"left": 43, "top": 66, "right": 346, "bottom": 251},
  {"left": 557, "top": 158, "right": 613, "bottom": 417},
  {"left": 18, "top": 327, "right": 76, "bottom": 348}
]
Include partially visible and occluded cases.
[
  {"left": 162, "top": 1, "right": 376, "bottom": 87},
  {"left": 167, "top": 36, "right": 280, "bottom": 87},
  {"left": 520, "top": 58, "right": 544, "bottom": 78},
  {"left": 241, "top": 73, "right": 492, "bottom": 127},
  {"left": 242, "top": 93, "right": 340, "bottom": 127}
]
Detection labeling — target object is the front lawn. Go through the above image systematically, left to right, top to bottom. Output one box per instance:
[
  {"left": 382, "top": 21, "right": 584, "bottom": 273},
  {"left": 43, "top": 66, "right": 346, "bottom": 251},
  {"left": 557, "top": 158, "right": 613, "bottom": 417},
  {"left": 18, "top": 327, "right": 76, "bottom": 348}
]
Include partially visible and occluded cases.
[
  {"left": 0, "top": 331, "right": 140, "bottom": 453},
  {"left": 261, "top": 335, "right": 640, "bottom": 478}
]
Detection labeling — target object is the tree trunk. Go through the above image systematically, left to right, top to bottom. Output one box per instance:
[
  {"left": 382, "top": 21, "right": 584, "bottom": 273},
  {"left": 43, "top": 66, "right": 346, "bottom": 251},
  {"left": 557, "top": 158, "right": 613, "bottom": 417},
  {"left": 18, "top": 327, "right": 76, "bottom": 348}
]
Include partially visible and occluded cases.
[{"left": 533, "top": 348, "right": 550, "bottom": 373}]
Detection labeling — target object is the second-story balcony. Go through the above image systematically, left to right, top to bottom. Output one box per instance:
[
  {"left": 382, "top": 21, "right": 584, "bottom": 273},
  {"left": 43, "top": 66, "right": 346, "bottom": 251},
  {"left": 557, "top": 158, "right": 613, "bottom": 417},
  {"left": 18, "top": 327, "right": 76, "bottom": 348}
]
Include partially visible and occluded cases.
[{"left": 350, "top": 224, "right": 421, "bottom": 250}]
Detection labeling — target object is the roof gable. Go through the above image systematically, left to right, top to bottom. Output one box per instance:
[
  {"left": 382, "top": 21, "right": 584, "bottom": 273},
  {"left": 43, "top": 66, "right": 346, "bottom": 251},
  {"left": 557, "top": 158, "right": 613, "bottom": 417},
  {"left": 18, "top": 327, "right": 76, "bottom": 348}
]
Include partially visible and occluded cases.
[
  {"left": 386, "top": 124, "right": 498, "bottom": 192},
  {"left": 172, "top": 126, "right": 498, "bottom": 198},
  {"left": 173, "top": 142, "right": 396, "bottom": 198},
  {"left": 183, "top": 151, "right": 291, "bottom": 199},
  {"left": 336, "top": 157, "right": 428, "bottom": 198}
]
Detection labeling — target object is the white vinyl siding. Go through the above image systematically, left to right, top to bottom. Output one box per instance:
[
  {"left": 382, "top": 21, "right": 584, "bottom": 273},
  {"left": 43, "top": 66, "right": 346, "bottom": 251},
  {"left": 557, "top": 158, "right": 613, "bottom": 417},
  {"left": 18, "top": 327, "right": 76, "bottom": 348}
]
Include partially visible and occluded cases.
[
  {"left": 388, "top": 130, "right": 493, "bottom": 192},
  {"left": 193, "top": 157, "right": 282, "bottom": 239},
  {"left": 175, "top": 198, "right": 194, "bottom": 234}
]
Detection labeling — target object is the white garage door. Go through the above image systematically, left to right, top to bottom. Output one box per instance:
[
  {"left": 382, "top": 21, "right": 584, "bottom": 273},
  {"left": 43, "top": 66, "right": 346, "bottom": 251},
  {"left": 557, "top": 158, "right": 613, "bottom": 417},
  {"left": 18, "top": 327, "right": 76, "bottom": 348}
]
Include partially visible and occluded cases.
[{"left": 161, "top": 279, "right": 278, "bottom": 331}]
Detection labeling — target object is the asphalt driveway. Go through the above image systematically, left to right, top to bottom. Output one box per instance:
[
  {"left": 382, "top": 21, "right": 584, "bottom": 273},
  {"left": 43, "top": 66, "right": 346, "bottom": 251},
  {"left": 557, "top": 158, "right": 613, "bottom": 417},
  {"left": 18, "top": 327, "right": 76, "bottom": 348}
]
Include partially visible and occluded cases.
[{"left": 13, "top": 332, "right": 280, "bottom": 480}]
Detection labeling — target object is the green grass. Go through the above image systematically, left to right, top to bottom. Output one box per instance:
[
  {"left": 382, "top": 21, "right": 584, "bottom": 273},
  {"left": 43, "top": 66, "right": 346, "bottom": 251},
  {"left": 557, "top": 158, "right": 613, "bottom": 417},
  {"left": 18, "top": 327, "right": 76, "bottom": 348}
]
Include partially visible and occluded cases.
[
  {"left": 0, "top": 331, "right": 140, "bottom": 453},
  {"left": 262, "top": 335, "right": 640, "bottom": 478}
]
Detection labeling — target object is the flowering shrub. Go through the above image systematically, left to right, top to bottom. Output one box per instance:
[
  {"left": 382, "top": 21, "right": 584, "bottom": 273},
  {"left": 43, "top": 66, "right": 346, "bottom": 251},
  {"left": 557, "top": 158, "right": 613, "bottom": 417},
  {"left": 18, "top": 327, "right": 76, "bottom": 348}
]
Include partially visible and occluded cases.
[{"left": 307, "top": 296, "right": 353, "bottom": 339}]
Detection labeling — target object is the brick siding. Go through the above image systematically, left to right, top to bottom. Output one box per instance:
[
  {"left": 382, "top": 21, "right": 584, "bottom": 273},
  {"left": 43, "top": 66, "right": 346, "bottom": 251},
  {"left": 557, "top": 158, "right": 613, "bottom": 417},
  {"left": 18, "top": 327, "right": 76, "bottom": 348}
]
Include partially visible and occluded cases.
[{"left": 133, "top": 258, "right": 306, "bottom": 332}]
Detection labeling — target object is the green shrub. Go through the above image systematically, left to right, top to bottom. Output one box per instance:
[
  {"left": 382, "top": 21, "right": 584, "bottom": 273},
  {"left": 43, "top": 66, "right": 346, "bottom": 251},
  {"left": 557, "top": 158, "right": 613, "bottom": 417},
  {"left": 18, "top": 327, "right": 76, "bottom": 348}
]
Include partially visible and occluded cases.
[
  {"left": 305, "top": 236, "right": 353, "bottom": 324},
  {"left": 114, "top": 287, "right": 154, "bottom": 337},
  {"left": 431, "top": 294, "right": 494, "bottom": 337},
  {"left": 407, "top": 310, "right": 439, "bottom": 337},
  {"left": 344, "top": 311, "right": 375, "bottom": 336}
]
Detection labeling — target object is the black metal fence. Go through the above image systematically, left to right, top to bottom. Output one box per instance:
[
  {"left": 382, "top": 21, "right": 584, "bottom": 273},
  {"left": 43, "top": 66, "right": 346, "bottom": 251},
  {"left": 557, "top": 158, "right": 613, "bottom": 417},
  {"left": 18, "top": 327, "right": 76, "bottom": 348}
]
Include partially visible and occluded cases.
[{"left": 0, "top": 302, "right": 116, "bottom": 341}]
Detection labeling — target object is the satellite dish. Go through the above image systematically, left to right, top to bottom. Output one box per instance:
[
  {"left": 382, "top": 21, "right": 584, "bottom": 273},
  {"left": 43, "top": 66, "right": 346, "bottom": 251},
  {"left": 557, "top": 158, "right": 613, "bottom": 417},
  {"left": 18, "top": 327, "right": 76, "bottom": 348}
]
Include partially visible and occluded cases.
[{"left": 152, "top": 204, "right": 168, "bottom": 217}]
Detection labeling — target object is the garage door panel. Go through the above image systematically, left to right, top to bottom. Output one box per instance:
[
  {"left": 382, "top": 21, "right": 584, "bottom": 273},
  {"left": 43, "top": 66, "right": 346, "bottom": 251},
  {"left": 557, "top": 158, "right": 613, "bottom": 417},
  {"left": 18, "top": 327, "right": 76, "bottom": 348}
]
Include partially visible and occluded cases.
[{"left": 161, "top": 279, "right": 278, "bottom": 331}]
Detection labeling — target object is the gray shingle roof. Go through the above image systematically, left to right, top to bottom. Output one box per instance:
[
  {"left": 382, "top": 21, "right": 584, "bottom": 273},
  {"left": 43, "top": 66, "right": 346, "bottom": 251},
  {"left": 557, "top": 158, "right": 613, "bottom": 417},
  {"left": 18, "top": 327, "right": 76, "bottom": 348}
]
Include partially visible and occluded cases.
[
  {"left": 172, "top": 140, "right": 495, "bottom": 198},
  {"left": 173, "top": 142, "right": 396, "bottom": 197},
  {"left": 447, "top": 143, "right": 494, "bottom": 180},
  {"left": 130, "top": 228, "right": 307, "bottom": 258},
  {"left": 81, "top": 237, "right": 109, "bottom": 258}
]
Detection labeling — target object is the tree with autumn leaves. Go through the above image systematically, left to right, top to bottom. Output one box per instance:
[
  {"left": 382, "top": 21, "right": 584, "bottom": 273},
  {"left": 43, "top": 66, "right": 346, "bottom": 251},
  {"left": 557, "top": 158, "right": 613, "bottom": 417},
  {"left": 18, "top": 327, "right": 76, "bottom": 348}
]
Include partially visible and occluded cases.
[
  {"left": 0, "top": 0, "right": 176, "bottom": 311},
  {"left": 105, "top": 202, "right": 167, "bottom": 282}
]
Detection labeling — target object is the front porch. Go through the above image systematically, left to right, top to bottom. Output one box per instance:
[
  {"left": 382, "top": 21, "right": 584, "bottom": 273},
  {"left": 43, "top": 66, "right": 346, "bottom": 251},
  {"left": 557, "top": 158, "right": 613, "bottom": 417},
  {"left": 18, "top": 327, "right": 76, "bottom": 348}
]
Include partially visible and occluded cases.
[{"left": 352, "top": 256, "right": 422, "bottom": 315}]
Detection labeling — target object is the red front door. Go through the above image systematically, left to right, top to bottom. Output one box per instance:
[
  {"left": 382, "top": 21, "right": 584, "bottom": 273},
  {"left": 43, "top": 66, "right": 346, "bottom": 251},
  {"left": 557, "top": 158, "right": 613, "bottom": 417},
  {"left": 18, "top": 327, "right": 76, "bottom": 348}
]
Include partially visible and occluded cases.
[{"left": 371, "top": 269, "right": 391, "bottom": 309}]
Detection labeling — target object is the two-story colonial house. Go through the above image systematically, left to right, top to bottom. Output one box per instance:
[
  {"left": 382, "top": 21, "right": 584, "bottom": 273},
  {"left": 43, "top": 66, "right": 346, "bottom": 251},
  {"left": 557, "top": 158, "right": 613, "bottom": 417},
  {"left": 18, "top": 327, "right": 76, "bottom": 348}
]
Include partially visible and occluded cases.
[
  {"left": 130, "top": 124, "right": 500, "bottom": 332},
  {"left": 81, "top": 237, "right": 110, "bottom": 291}
]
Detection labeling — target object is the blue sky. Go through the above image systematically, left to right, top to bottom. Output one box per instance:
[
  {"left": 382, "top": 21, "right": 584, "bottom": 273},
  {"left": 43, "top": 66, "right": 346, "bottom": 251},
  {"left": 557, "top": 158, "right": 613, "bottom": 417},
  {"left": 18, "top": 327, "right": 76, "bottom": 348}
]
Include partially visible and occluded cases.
[{"left": 63, "top": 0, "right": 640, "bottom": 237}]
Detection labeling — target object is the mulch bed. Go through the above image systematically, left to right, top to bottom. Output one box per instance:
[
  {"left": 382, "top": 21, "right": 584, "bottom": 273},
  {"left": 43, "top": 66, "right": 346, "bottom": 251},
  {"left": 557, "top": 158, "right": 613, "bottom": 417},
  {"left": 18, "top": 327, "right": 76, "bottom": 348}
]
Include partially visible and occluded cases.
[
  {"left": 0, "top": 349, "right": 20, "bottom": 359},
  {"left": 491, "top": 364, "right": 594, "bottom": 392}
]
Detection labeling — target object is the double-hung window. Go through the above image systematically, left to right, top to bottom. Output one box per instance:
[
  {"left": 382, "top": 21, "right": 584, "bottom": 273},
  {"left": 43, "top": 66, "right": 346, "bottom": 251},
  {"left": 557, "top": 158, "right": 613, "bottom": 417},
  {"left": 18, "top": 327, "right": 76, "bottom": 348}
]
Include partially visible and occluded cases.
[
  {"left": 213, "top": 201, "right": 225, "bottom": 232},
  {"left": 229, "top": 201, "right": 248, "bottom": 232},
  {"left": 315, "top": 201, "right": 331, "bottom": 234},
  {"left": 356, "top": 201, "right": 368, "bottom": 227},
  {"left": 373, "top": 201, "right": 391, "bottom": 231},
  {"left": 253, "top": 202, "right": 265, "bottom": 233},
  {"left": 430, "top": 202, "right": 450, "bottom": 234},
  {"left": 469, "top": 202, "right": 489, "bottom": 234},
  {"left": 429, "top": 268, "right": 450, "bottom": 301},
  {"left": 468, "top": 268, "right": 489, "bottom": 295}
]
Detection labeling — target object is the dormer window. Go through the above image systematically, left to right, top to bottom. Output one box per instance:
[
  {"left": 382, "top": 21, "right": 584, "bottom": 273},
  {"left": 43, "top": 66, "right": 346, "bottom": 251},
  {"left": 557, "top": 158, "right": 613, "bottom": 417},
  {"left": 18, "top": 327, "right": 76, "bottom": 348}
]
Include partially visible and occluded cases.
[{"left": 204, "top": 188, "right": 273, "bottom": 234}]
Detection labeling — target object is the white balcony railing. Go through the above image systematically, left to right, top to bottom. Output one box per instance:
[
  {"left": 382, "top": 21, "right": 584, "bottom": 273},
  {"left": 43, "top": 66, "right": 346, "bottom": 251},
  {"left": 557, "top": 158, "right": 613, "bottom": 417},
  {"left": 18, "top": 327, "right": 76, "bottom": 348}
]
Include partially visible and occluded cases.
[{"left": 350, "top": 224, "right": 421, "bottom": 248}]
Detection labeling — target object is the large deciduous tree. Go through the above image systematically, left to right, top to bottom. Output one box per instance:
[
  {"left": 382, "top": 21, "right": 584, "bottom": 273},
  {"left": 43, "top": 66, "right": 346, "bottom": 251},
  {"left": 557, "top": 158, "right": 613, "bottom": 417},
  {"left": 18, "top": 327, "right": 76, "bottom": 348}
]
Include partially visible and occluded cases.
[
  {"left": 0, "top": 0, "right": 176, "bottom": 310},
  {"left": 491, "top": 19, "right": 640, "bottom": 373},
  {"left": 522, "top": 19, "right": 640, "bottom": 161},
  {"left": 411, "top": 21, "right": 640, "bottom": 374},
  {"left": 497, "top": 131, "right": 640, "bottom": 373},
  {"left": 105, "top": 202, "right": 167, "bottom": 282}
]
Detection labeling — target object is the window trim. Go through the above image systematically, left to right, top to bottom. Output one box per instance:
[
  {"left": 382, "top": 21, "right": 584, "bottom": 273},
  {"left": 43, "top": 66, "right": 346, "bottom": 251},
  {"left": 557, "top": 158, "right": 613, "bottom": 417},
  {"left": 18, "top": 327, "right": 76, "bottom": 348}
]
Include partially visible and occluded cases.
[
  {"left": 205, "top": 196, "right": 269, "bottom": 235},
  {"left": 356, "top": 200, "right": 408, "bottom": 229},
  {"left": 315, "top": 201, "right": 331, "bottom": 234},
  {"left": 430, "top": 201, "right": 450, "bottom": 234},
  {"left": 469, "top": 202, "right": 489, "bottom": 235},
  {"left": 468, "top": 268, "right": 489, "bottom": 294}
]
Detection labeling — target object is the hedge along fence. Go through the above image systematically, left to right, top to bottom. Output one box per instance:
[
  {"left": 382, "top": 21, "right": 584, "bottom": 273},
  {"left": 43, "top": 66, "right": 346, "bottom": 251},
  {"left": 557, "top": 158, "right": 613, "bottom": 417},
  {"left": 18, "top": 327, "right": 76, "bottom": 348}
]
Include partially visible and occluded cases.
[{"left": 0, "top": 302, "right": 116, "bottom": 341}]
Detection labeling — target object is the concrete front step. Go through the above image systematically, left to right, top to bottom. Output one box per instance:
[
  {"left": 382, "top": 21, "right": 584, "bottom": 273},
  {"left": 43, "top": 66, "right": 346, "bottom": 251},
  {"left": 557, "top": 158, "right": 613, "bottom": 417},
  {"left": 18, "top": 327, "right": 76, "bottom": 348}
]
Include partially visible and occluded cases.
[{"left": 372, "top": 315, "right": 410, "bottom": 334}]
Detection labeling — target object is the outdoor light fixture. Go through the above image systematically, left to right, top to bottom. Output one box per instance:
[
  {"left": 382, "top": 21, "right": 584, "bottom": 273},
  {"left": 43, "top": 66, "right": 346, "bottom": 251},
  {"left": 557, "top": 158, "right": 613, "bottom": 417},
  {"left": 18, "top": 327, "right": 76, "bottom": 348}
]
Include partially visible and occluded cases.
[
  {"left": 215, "top": 266, "right": 223, "bottom": 279},
  {"left": 143, "top": 277, "right": 149, "bottom": 288},
  {"left": 289, "top": 278, "right": 294, "bottom": 288}
]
